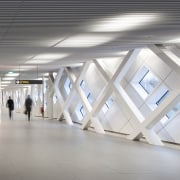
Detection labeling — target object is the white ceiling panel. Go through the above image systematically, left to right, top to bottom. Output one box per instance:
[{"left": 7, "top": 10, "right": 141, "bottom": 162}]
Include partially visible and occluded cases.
[{"left": 0, "top": 0, "right": 180, "bottom": 88}]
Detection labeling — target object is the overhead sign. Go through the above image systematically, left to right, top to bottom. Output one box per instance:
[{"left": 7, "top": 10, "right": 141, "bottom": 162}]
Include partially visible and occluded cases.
[{"left": 15, "top": 80, "right": 43, "bottom": 84}]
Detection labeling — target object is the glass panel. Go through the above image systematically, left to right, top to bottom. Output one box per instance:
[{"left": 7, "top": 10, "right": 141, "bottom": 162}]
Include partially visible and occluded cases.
[
  {"left": 139, "top": 71, "right": 159, "bottom": 94},
  {"left": 64, "top": 78, "right": 72, "bottom": 95},
  {"left": 80, "top": 80, "right": 94, "bottom": 104},
  {"left": 69, "top": 81, "right": 72, "bottom": 89},
  {"left": 34, "top": 87, "right": 38, "bottom": 105},
  {"left": 156, "top": 90, "right": 169, "bottom": 106},
  {"left": 40, "top": 92, "right": 43, "bottom": 102},
  {"left": 87, "top": 93, "right": 94, "bottom": 104},
  {"left": 53, "top": 94, "right": 57, "bottom": 104},
  {"left": 102, "top": 97, "right": 114, "bottom": 114},
  {"left": 160, "top": 102, "right": 180, "bottom": 125},
  {"left": 166, "top": 102, "right": 180, "bottom": 119},
  {"left": 75, "top": 103, "right": 86, "bottom": 121},
  {"left": 80, "top": 105, "right": 86, "bottom": 117}
]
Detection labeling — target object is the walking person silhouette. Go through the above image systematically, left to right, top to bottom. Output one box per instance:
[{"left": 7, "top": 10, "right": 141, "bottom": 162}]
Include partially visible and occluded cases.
[
  {"left": 25, "top": 95, "right": 33, "bottom": 121},
  {"left": 6, "top": 96, "right": 14, "bottom": 120}
]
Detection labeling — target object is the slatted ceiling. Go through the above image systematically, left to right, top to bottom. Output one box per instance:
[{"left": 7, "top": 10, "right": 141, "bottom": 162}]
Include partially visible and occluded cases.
[{"left": 0, "top": 0, "right": 179, "bottom": 81}]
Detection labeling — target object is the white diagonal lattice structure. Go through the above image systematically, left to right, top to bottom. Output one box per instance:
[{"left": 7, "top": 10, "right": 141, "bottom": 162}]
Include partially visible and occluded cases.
[
  {"left": 3, "top": 45, "right": 179, "bottom": 146},
  {"left": 52, "top": 46, "right": 180, "bottom": 146},
  {"left": 82, "top": 49, "right": 141, "bottom": 132},
  {"left": 54, "top": 68, "right": 74, "bottom": 125},
  {"left": 127, "top": 91, "right": 180, "bottom": 145}
]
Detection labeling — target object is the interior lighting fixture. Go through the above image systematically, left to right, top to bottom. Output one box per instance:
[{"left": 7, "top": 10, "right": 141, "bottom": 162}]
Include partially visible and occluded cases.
[
  {"left": 88, "top": 13, "right": 160, "bottom": 32},
  {"left": 55, "top": 34, "right": 116, "bottom": 47},
  {"left": 167, "top": 38, "right": 180, "bottom": 43},
  {"left": 34, "top": 39, "right": 64, "bottom": 47},
  {"left": 116, "top": 51, "right": 128, "bottom": 56},
  {"left": 26, "top": 53, "right": 68, "bottom": 64},
  {"left": 34, "top": 54, "right": 68, "bottom": 60},
  {"left": 97, "top": 57, "right": 122, "bottom": 61},
  {"left": 26, "top": 60, "right": 52, "bottom": 64},
  {"left": 70, "top": 63, "right": 83, "bottom": 67},
  {"left": 12, "top": 66, "right": 36, "bottom": 71},
  {"left": 53, "top": 72, "right": 57, "bottom": 77},
  {"left": 5, "top": 73, "right": 19, "bottom": 77},
  {"left": 43, "top": 73, "right": 49, "bottom": 76},
  {"left": 2, "top": 77, "right": 15, "bottom": 81},
  {"left": 1, "top": 81, "right": 11, "bottom": 84},
  {"left": 1, "top": 84, "right": 8, "bottom": 87}
]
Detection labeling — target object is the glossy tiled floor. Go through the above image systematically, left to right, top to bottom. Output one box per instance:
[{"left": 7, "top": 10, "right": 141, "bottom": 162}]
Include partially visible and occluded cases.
[{"left": 0, "top": 110, "right": 180, "bottom": 180}]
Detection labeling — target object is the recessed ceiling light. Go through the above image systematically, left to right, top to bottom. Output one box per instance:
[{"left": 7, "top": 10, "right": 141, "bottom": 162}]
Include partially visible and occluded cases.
[
  {"left": 88, "top": 13, "right": 161, "bottom": 32},
  {"left": 55, "top": 34, "right": 116, "bottom": 47},
  {"left": 167, "top": 38, "right": 180, "bottom": 43},
  {"left": 116, "top": 51, "right": 128, "bottom": 56},
  {"left": 26, "top": 53, "right": 68, "bottom": 64},
  {"left": 34, "top": 54, "right": 68, "bottom": 60},
  {"left": 97, "top": 57, "right": 122, "bottom": 61},
  {"left": 25, "top": 60, "right": 52, "bottom": 64},
  {"left": 70, "top": 63, "right": 83, "bottom": 67},
  {"left": 12, "top": 66, "right": 36, "bottom": 71},
  {"left": 5, "top": 73, "right": 19, "bottom": 77},
  {"left": 43, "top": 73, "right": 49, "bottom": 76},
  {"left": 2, "top": 77, "right": 15, "bottom": 81},
  {"left": 1, "top": 81, "right": 11, "bottom": 84},
  {"left": 1, "top": 84, "right": 8, "bottom": 87}
]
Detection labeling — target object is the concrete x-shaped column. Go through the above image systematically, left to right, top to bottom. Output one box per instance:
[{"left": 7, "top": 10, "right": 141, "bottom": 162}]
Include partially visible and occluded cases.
[{"left": 82, "top": 49, "right": 140, "bottom": 133}]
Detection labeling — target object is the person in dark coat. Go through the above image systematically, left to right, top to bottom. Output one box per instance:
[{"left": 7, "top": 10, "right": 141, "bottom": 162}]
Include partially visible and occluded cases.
[
  {"left": 25, "top": 95, "right": 33, "bottom": 121},
  {"left": 6, "top": 96, "right": 14, "bottom": 120}
]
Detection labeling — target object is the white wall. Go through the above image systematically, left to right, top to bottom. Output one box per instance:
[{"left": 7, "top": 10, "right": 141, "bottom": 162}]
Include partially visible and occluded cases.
[
  {"left": 2, "top": 47, "right": 179, "bottom": 146},
  {"left": 124, "top": 48, "right": 179, "bottom": 143},
  {"left": 57, "top": 49, "right": 179, "bottom": 145},
  {"left": 84, "top": 63, "right": 107, "bottom": 99}
]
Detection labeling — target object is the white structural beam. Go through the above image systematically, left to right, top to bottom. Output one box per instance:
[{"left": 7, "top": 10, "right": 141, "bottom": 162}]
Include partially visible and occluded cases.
[
  {"left": 149, "top": 45, "right": 180, "bottom": 74},
  {"left": 168, "top": 45, "right": 180, "bottom": 58},
  {"left": 94, "top": 48, "right": 176, "bottom": 146},
  {"left": 82, "top": 49, "right": 140, "bottom": 133},
  {"left": 95, "top": 49, "right": 142, "bottom": 125},
  {"left": 112, "top": 49, "right": 145, "bottom": 128},
  {"left": 115, "top": 49, "right": 141, "bottom": 83},
  {"left": 80, "top": 60, "right": 114, "bottom": 132},
  {"left": 94, "top": 60, "right": 110, "bottom": 82},
  {"left": 70, "top": 61, "right": 105, "bottom": 134},
  {"left": 56, "top": 62, "right": 91, "bottom": 125},
  {"left": 63, "top": 62, "right": 91, "bottom": 112},
  {"left": 54, "top": 68, "right": 73, "bottom": 125},
  {"left": 54, "top": 68, "right": 64, "bottom": 117},
  {"left": 54, "top": 68, "right": 64, "bottom": 106},
  {"left": 48, "top": 73, "right": 55, "bottom": 97},
  {"left": 46, "top": 75, "right": 54, "bottom": 119},
  {"left": 114, "top": 85, "right": 144, "bottom": 126},
  {"left": 20, "top": 87, "right": 25, "bottom": 112},
  {"left": 81, "top": 87, "right": 112, "bottom": 132},
  {"left": 127, "top": 91, "right": 180, "bottom": 145},
  {"left": 91, "top": 117, "right": 105, "bottom": 134}
]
